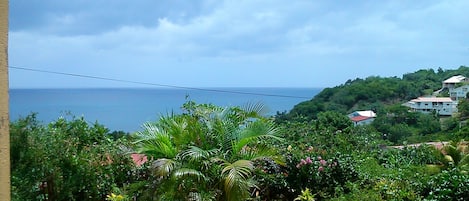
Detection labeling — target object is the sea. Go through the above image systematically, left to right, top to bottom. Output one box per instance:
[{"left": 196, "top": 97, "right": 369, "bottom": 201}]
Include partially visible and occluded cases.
[{"left": 9, "top": 88, "right": 321, "bottom": 133}]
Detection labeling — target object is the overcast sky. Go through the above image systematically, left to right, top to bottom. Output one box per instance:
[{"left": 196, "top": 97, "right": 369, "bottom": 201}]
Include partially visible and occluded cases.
[{"left": 8, "top": 0, "right": 469, "bottom": 88}]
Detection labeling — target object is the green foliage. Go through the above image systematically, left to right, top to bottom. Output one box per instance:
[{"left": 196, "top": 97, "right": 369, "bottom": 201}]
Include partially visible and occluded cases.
[
  {"left": 285, "top": 66, "right": 469, "bottom": 122},
  {"left": 458, "top": 99, "right": 469, "bottom": 120},
  {"left": 133, "top": 101, "right": 283, "bottom": 201},
  {"left": 371, "top": 105, "right": 442, "bottom": 144},
  {"left": 316, "top": 111, "right": 353, "bottom": 131},
  {"left": 11, "top": 114, "right": 136, "bottom": 201},
  {"left": 440, "top": 140, "right": 469, "bottom": 171},
  {"left": 376, "top": 145, "right": 443, "bottom": 169},
  {"left": 286, "top": 152, "right": 359, "bottom": 199},
  {"left": 421, "top": 168, "right": 469, "bottom": 200},
  {"left": 294, "top": 188, "right": 316, "bottom": 201}
]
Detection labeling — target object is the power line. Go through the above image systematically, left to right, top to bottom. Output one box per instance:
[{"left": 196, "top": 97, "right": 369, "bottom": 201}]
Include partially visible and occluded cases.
[{"left": 9, "top": 65, "right": 313, "bottom": 99}]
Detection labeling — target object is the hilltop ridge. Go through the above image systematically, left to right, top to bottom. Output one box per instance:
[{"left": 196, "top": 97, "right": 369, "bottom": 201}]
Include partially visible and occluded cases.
[{"left": 281, "top": 66, "right": 469, "bottom": 121}]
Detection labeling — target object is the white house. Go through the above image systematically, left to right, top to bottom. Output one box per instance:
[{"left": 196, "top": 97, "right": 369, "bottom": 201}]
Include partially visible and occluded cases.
[
  {"left": 442, "top": 75, "right": 468, "bottom": 89},
  {"left": 449, "top": 84, "right": 469, "bottom": 100},
  {"left": 403, "top": 97, "right": 456, "bottom": 116},
  {"left": 348, "top": 110, "right": 376, "bottom": 126},
  {"left": 348, "top": 110, "right": 377, "bottom": 118}
]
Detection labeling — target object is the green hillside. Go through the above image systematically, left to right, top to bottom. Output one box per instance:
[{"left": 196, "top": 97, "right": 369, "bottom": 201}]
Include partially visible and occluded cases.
[{"left": 283, "top": 66, "right": 469, "bottom": 121}]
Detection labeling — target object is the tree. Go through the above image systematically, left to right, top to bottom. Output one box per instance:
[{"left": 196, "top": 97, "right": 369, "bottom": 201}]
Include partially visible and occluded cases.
[
  {"left": 458, "top": 99, "right": 469, "bottom": 120},
  {"left": 316, "top": 111, "right": 352, "bottom": 131}
]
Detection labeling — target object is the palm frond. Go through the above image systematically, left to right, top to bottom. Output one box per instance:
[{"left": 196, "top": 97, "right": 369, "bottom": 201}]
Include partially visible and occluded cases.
[
  {"left": 241, "top": 102, "right": 269, "bottom": 118},
  {"left": 233, "top": 121, "right": 282, "bottom": 154},
  {"left": 135, "top": 123, "right": 178, "bottom": 158},
  {"left": 444, "top": 144, "right": 462, "bottom": 165},
  {"left": 238, "top": 145, "right": 279, "bottom": 160},
  {"left": 180, "top": 146, "right": 218, "bottom": 161},
  {"left": 460, "top": 154, "right": 469, "bottom": 167},
  {"left": 152, "top": 158, "right": 178, "bottom": 177},
  {"left": 221, "top": 160, "right": 254, "bottom": 200},
  {"left": 172, "top": 168, "right": 207, "bottom": 182}
]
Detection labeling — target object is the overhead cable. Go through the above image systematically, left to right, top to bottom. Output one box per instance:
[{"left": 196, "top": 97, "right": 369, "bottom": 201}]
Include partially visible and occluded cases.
[{"left": 9, "top": 65, "right": 312, "bottom": 99}]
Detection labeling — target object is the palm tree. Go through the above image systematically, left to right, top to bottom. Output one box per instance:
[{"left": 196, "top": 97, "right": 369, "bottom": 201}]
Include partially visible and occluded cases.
[
  {"left": 135, "top": 101, "right": 282, "bottom": 200},
  {"left": 442, "top": 140, "right": 469, "bottom": 171}
]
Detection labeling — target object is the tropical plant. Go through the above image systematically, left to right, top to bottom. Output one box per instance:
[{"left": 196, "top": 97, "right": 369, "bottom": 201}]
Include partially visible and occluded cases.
[
  {"left": 134, "top": 101, "right": 283, "bottom": 200},
  {"left": 441, "top": 140, "right": 469, "bottom": 171},
  {"left": 294, "top": 188, "right": 316, "bottom": 201}
]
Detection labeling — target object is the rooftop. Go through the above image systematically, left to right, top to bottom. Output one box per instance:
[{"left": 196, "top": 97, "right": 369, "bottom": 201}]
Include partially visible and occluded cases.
[
  {"left": 443, "top": 75, "right": 467, "bottom": 84},
  {"left": 409, "top": 97, "right": 454, "bottom": 103},
  {"left": 355, "top": 110, "right": 376, "bottom": 118},
  {"left": 350, "top": 115, "right": 373, "bottom": 122}
]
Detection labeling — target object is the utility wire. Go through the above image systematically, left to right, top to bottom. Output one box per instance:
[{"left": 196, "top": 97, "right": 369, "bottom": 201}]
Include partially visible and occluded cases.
[{"left": 9, "top": 65, "right": 313, "bottom": 99}]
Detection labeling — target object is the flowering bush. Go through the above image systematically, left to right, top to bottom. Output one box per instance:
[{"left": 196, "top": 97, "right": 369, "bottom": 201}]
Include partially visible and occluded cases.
[{"left": 286, "top": 147, "right": 359, "bottom": 199}]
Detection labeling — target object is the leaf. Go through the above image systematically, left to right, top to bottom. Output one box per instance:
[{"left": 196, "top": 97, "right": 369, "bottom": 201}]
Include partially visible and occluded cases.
[
  {"left": 241, "top": 102, "right": 269, "bottom": 118},
  {"left": 233, "top": 121, "right": 282, "bottom": 154},
  {"left": 136, "top": 123, "right": 178, "bottom": 158},
  {"left": 180, "top": 146, "right": 217, "bottom": 161},
  {"left": 152, "top": 158, "right": 177, "bottom": 177},
  {"left": 221, "top": 160, "right": 254, "bottom": 200},
  {"left": 172, "top": 168, "right": 207, "bottom": 182}
]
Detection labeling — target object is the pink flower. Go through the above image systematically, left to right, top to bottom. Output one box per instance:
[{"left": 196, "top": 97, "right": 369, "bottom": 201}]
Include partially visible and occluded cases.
[
  {"left": 317, "top": 156, "right": 322, "bottom": 160},
  {"left": 305, "top": 157, "right": 312, "bottom": 164},
  {"left": 320, "top": 159, "right": 327, "bottom": 166},
  {"left": 296, "top": 164, "right": 301, "bottom": 169},
  {"left": 318, "top": 166, "right": 324, "bottom": 172}
]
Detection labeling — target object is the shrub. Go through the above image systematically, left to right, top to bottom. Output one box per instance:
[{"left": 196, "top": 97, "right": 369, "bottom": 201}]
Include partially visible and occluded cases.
[
  {"left": 11, "top": 115, "right": 136, "bottom": 201},
  {"left": 286, "top": 151, "right": 359, "bottom": 199},
  {"left": 421, "top": 168, "right": 469, "bottom": 200}
]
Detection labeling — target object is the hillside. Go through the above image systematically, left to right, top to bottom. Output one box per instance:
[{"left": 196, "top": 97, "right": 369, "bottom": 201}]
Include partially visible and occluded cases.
[{"left": 282, "top": 66, "right": 469, "bottom": 121}]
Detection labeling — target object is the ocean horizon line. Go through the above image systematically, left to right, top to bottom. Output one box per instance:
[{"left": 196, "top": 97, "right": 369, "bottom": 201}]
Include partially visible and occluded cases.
[
  {"left": 9, "top": 86, "right": 324, "bottom": 90},
  {"left": 10, "top": 87, "right": 321, "bottom": 132}
]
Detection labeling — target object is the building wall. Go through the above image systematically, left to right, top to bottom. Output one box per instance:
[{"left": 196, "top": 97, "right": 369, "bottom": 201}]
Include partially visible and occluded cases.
[
  {"left": 450, "top": 85, "right": 469, "bottom": 100},
  {"left": 406, "top": 101, "right": 456, "bottom": 116},
  {"left": 354, "top": 118, "right": 375, "bottom": 126}
]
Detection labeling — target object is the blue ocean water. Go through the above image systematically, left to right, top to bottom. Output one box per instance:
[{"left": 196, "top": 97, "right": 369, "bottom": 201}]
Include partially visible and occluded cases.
[{"left": 9, "top": 88, "right": 320, "bottom": 132}]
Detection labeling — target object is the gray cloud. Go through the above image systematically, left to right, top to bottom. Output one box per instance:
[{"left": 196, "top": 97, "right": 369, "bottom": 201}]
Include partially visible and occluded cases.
[{"left": 8, "top": 0, "right": 469, "bottom": 88}]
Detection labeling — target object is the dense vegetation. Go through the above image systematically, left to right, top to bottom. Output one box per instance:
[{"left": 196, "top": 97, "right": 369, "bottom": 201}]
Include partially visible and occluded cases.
[
  {"left": 10, "top": 66, "right": 469, "bottom": 200},
  {"left": 278, "top": 66, "right": 469, "bottom": 144},
  {"left": 284, "top": 66, "right": 469, "bottom": 120}
]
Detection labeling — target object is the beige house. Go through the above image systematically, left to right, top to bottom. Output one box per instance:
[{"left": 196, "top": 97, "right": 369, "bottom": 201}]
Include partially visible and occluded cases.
[{"left": 442, "top": 75, "right": 469, "bottom": 89}]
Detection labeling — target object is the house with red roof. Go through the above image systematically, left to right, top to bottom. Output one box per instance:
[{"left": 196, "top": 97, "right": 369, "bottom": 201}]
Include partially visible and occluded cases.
[{"left": 348, "top": 110, "right": 376, "bottom": 126}]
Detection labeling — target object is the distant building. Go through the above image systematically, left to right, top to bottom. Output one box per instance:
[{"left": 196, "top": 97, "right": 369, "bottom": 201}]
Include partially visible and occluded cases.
[
  {"left": 442, "top": 75, "right": 469, "bottom": 89},
  {"left": 449, "top": 84, "right": 469, "bottom": 101},
  {"left": 403, "top": 97, "right": 456, "bottom": 116},
  {"left": 348, "top": 110, "right": 376, "bottom": 126}
]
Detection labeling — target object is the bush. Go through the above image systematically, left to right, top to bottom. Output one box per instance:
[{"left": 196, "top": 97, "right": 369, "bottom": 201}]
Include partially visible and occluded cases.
[
  {"left": 11, "top": 115, "right": 136, "bottom": 201},
  {"left": 285, "top": 151, "right": 359, "bottom": 199},
  {"left": 421, "top": 168, "right": 469, "bottom": 200}
]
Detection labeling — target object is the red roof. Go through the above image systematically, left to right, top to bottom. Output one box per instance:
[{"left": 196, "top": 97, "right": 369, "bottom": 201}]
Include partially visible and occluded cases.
[
  {"left": 350, "top": 115, "right": 372, "bottom": 122},
  {"left": 131, "top": 154, "right": 148, "bottom": 167}
]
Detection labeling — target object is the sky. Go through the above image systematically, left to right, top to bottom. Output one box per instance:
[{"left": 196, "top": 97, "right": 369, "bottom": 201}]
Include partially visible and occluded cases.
[{"left": 7, "top": 0, "right": 469, "bottom": 88}]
